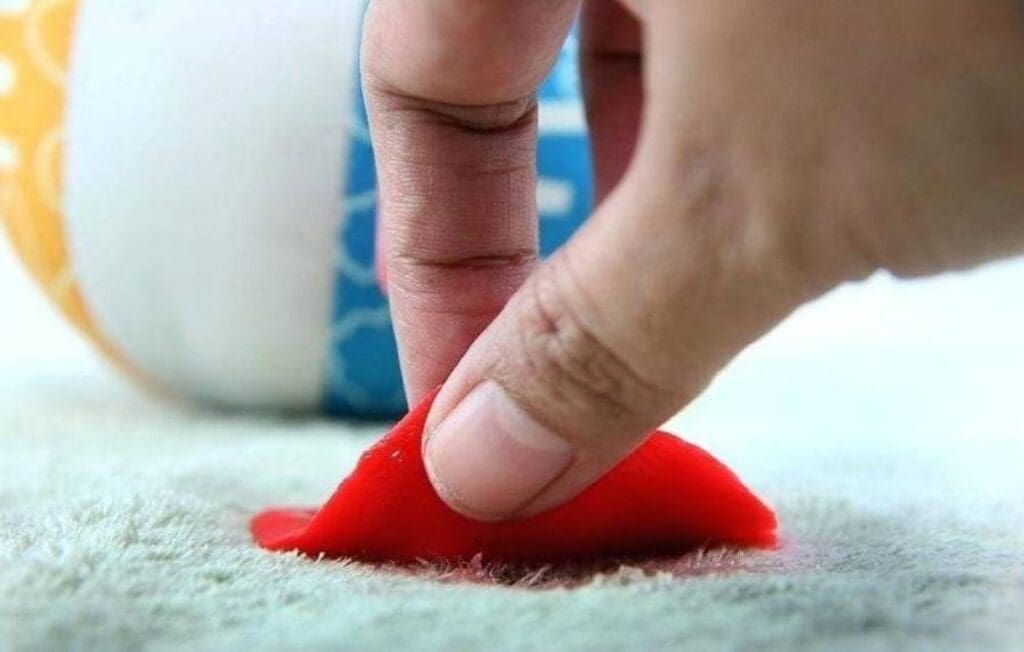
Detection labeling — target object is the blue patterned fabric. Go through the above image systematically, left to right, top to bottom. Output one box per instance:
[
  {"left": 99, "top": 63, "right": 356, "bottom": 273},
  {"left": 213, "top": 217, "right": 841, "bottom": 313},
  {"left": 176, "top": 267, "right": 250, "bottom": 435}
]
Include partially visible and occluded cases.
[{"left": 324, "top": 32, "right": 592, "bottom": 417}]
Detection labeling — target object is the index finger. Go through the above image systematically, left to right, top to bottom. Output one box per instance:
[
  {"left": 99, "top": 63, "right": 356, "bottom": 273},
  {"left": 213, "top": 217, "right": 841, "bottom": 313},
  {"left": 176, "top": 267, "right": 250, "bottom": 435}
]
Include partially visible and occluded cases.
[{"left": 361, "top": 0, "right": 580, "bottom": 404}]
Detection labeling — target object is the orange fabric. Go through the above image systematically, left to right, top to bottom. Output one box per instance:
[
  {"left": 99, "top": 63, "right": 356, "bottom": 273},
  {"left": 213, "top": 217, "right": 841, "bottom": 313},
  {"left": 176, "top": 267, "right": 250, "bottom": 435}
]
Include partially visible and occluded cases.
[{"left": 0, "top": 0, "right": 124, "bottom": 365}]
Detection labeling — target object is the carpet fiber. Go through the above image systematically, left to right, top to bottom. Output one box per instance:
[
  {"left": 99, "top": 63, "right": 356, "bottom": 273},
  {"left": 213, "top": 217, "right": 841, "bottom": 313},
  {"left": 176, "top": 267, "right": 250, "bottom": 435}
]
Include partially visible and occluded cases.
[{"left": 1, "top": 259, "right": 1023, "bottom": 651}]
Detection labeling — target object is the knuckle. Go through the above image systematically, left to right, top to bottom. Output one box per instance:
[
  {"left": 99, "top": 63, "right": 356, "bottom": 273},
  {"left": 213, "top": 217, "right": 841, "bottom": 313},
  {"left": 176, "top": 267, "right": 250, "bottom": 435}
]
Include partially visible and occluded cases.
[
  {"left": 367, "top": 84, "right": 538, "bottom": 136},
  {"left": 420, "top": 96, "right": 538, "bottom": 133},
  {"left": 388, "top": 249, "right": 536, "bottom": 301},
  {"left": 387, "top": 250, "right": 537, "bottom": 322},
  {"left": 499, "top": 259, "right": 668, "bottom": 427}
]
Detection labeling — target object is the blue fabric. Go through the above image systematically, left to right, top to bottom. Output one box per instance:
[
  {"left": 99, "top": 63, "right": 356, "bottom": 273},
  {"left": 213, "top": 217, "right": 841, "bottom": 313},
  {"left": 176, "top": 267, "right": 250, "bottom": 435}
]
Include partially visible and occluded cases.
[{"left": 324, "top": 33, "right": 592, "bottom": 417}]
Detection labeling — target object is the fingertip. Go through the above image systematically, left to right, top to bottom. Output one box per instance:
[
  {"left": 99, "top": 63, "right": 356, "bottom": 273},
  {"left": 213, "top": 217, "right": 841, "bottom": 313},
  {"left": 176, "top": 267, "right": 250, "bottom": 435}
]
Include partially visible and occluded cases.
[{"left": 423, "top": 381, "right": 576, "bottom": 522}]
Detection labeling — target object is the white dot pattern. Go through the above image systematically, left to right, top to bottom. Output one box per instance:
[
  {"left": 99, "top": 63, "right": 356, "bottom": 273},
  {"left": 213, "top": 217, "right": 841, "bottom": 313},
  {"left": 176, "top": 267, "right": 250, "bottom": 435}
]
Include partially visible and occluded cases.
[
  {"left": 0, "top": 57, "right": 13, "bottom": 95},
  {"left": 0, "top": 138, "right": 19, "bottom": 170}
]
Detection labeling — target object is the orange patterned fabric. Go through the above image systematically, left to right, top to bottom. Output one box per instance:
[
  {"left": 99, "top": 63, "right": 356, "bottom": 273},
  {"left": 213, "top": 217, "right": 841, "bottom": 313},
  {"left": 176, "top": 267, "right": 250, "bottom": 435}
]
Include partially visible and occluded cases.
[{"left": 0, "top": 0, "right": 123, "bottom": 364}]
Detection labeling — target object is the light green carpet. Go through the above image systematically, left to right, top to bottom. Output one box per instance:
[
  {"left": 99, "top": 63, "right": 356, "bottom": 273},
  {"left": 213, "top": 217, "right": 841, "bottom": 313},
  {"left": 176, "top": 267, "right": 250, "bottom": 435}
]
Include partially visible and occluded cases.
[{"left": 1, "top": 249, "right": 1023, "bottom": 651}]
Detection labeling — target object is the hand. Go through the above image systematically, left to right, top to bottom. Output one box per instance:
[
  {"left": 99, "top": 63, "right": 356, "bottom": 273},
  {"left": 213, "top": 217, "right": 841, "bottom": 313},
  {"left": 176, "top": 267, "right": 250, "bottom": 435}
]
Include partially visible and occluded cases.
[{"left": 362, "top": 0, "right": 1024, "bottom": 521}]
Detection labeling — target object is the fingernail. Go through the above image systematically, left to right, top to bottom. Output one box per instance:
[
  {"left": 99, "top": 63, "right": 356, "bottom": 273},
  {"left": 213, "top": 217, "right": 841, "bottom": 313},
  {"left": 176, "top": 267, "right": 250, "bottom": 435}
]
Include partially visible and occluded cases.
[{"left": 424, "top": 381, "right": 575, "bottom": 522}]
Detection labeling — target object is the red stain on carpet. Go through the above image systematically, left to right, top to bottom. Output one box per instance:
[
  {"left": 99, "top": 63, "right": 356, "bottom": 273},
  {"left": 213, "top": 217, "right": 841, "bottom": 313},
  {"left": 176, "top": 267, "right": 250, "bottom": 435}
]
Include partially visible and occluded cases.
[{"left": 252, "top": 390, "right": 776, "bottom": 564}]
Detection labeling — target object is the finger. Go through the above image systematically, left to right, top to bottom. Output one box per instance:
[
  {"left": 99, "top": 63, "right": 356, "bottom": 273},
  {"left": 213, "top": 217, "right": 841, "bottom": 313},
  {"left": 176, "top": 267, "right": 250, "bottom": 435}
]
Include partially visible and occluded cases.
[
  {"left": 361, "top": 0, "right": 581, "bottom": 404},
  {"left": 580, "top": 0, "right": 644, "bottom": 203},
  {"left": 420, "top": 135, "right": 820, "bottom": 523}
]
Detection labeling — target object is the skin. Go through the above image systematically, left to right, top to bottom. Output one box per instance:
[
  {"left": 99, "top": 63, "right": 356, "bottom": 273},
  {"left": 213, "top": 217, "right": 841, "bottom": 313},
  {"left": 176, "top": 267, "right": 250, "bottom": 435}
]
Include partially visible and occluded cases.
[{"left": 362, "top": 0, "right": 1024, "bottom": 522}]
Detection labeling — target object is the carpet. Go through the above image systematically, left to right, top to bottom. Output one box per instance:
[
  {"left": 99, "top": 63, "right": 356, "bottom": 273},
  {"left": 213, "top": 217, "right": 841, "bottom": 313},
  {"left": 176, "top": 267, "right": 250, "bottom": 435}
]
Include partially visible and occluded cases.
[{"left": 1, "top": 248, "right": 1023, "bottom": 651}]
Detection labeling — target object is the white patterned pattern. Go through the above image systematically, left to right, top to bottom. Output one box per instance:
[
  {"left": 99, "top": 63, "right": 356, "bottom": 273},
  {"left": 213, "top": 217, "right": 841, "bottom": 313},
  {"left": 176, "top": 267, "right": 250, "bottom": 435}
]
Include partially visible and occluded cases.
[
  {"left": 0, "top": 56, "right": 13, "bottom": 95},
  {"left": 0, "top": 137, "right": 17, "bottom": 170}
]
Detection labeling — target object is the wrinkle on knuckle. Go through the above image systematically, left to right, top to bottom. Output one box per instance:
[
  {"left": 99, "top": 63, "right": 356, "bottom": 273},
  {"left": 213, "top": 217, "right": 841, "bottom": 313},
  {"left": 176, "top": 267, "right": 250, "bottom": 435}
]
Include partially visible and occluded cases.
[
  {"left": 371, "top": 87, "right": 538, "bottom": 134},
  {"left": 388, "top": 250, "right": 537, "bottom": 296},
  {"left": 391, "top": 250, "right": 538, "bottom": 274},
  {"left": 387, "top": 251, "right": 536, "bottom": 320},
  {"left": 506, "top": 266, "right": 666, "bottom": 422}
]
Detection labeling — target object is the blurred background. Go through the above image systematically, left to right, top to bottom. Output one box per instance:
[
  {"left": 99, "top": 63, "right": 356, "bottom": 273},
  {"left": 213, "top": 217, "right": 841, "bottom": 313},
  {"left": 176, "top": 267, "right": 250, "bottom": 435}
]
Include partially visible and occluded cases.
[
  {"left": 1, "top": 3, "right": 1022, "bottom": 648},
  {"left": 4, "top": 216, "right": 1024, "bottom": 447},
  {"left": 0, "top": 232, "right": 111, "bottom": 392}
]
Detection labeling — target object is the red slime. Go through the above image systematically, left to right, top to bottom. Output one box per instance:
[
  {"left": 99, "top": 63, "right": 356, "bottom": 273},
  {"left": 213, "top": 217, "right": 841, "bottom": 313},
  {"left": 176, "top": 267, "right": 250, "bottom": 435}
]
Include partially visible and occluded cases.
[{"left": 252, "top": 390, "right": 776, "bottom": 564}]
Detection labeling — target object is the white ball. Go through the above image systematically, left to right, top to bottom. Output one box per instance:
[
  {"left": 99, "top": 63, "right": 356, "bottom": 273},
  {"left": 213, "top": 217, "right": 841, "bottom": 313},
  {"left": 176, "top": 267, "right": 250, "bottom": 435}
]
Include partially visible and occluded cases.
[{"left": 65, "top": 0, "right": 363, "bottom": 410}]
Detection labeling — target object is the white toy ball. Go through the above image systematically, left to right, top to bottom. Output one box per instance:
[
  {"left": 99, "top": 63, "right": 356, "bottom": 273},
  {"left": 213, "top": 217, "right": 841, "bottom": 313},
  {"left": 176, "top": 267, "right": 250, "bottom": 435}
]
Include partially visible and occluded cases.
[{"left": 0, "top": 0, "right": 592, "bottom": 416}]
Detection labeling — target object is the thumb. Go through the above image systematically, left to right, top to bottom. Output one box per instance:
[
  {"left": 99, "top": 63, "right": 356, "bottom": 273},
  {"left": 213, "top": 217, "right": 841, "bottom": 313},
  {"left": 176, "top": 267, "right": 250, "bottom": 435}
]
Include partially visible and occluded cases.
[{"left": 421, "top": 164, "right": 827, "bottom": 522}]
